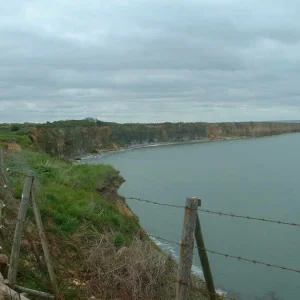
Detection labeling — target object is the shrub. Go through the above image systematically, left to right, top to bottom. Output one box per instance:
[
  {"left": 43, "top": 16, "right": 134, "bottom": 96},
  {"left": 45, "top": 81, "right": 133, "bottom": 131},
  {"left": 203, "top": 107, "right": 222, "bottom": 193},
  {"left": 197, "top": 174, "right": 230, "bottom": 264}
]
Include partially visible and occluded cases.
[
  {"left": 10, "top": 124, "right": 21, "bottom": 131},
  {"left": 86, "top": 236, "right": 177, "bottom": 300}
]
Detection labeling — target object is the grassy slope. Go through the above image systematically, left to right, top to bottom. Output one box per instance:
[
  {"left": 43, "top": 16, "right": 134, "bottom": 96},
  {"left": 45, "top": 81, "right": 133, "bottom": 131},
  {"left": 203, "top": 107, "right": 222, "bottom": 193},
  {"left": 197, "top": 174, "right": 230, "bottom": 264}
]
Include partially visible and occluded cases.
[
  {"left": 0, "top": 123, "right": 212, "bottom": 299},
  {"left": 3, "top": 149, "right": 141, "bottom": 298}
]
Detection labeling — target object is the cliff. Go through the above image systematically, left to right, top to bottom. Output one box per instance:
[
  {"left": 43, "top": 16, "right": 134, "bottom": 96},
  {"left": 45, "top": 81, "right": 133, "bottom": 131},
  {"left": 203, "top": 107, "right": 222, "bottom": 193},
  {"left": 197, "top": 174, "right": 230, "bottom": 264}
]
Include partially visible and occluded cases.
[
  {"left": 28, "top": 121, "right": 300, "bottom": 157},
  {"left": 2, "top": 149, "right": 196, "bottom": 300}
]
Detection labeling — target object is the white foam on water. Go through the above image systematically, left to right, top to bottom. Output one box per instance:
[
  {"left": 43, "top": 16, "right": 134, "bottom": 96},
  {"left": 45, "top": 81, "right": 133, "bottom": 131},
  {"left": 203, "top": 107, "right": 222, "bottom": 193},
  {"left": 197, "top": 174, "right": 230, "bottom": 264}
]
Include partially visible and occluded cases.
[{"left": 150, "top": 236, "right": 227, "bottom": 297}]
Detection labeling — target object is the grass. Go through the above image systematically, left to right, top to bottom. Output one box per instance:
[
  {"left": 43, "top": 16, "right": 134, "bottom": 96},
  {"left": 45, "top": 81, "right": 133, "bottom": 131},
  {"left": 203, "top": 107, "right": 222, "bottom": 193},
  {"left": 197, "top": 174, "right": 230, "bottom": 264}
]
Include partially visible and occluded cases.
[
  {"left": 0, "top": 126, "right": 213, "bottom": 299},
  {"left": 0, "top": 126, "right": 32, "bottom": 147},
  {"left": 3, "top": 149, "right": 141, "bottom": 299},
  {"left": 6, "top": 150, "right": 139, "bottom": 239}
]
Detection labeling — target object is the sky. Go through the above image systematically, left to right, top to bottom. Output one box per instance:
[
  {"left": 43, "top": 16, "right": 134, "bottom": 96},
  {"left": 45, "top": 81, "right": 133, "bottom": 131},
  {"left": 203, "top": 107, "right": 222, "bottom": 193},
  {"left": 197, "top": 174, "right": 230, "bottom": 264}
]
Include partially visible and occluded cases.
[{"left": 1, "top": 0, "right": 300, "bottom": 123}]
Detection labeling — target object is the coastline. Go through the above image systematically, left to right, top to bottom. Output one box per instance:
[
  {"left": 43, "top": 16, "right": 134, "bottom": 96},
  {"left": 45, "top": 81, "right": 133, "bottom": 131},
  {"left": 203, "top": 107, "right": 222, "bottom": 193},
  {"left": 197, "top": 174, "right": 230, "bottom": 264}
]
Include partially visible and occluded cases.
[
  {"left": 77, "top": 130, "right": 300, "bottom": 162},
  {"left": 77, "top": 132, "right": 300, "bottom": 299},
  {"left": 79, "top": 136, "right": 247, "bottom": 162},
  {"left": 79, "top": 136, "right": 244, "bottom": 298}
]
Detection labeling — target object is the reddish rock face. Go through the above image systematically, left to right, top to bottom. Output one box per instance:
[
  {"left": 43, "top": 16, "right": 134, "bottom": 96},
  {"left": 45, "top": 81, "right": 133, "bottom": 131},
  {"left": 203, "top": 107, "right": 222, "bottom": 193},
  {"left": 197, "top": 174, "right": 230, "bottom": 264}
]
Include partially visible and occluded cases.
[
  {"left": 207, "top": 122, "right": 300, "bottom": 140},
  {"left": 207, "top": 124, "right": 223, "bottom": 139}
]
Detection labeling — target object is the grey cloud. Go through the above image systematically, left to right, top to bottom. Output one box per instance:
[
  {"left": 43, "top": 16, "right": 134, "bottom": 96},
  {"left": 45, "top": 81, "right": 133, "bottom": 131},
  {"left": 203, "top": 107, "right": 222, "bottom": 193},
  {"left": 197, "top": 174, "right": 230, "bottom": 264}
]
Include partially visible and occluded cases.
[{"left": 1, "top": 0, "right": 300, "bottom": 123}]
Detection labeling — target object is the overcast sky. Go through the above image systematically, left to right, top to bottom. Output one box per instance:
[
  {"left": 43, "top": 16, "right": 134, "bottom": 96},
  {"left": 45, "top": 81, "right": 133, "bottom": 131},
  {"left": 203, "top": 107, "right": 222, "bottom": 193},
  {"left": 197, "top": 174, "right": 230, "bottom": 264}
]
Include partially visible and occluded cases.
[{"left": 1, "top": 0, "right": 300, "bottom": 123}]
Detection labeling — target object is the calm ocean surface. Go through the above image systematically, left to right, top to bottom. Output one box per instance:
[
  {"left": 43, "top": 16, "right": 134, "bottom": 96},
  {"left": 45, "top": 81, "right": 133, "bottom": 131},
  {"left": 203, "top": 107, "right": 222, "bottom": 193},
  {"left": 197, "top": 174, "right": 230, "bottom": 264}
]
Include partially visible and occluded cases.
[{"left": 85, "top": 133, "right": 300, "bottom": 300}]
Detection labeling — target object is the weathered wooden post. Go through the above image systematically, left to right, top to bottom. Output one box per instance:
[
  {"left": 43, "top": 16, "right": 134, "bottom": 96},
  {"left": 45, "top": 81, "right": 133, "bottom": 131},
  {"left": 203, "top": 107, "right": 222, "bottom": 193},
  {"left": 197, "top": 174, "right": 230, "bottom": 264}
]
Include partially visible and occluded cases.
[
  {"left": 0, "top": 146, "right": 9, "bottom": 190},
  {"left": 0, "top": 147, "right": 3, "bottom": 170},
  {"left": 0, "top": 147, "right": 4, "bottom": 198},
  {"left": 8, "top": 172, "right": 34, "bottom": 287},
  {"left": 31, "top": 189, "right": 58, "bottom": 295},
  {"left": 176, "top": 197, "right": 198, "bottom": 300},
  {"left": 0, "top": 200, "right": 3, "bottom": 222},
  {"left": 195, "top": 200, "right": 217, "bottom": 300},
  {"left": 14, "top": 285, "right": 55, "bottom": 299}
]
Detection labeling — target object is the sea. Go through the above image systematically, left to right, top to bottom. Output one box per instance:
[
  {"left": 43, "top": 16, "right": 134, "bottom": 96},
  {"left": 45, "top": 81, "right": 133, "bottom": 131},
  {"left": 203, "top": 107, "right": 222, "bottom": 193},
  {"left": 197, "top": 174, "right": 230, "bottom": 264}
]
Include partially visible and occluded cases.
[{"left": 83, "top": 132, "right": 300, "bottom": 300}]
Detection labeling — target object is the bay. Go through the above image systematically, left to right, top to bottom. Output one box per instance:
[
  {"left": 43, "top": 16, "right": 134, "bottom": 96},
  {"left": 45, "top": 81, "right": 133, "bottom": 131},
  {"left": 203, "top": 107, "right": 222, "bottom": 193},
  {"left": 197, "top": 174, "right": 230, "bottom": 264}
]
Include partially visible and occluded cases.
[{"left": 84, "top": 133, "right": 300, "bottom": 300}]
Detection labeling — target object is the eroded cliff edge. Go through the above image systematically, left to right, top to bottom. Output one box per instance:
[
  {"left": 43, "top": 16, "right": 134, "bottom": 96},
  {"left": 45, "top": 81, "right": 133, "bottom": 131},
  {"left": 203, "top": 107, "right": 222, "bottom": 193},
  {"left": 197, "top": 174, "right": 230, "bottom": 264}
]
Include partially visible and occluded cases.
[{"left": 28, "top": 121, "right": 300, "bottom": 157}]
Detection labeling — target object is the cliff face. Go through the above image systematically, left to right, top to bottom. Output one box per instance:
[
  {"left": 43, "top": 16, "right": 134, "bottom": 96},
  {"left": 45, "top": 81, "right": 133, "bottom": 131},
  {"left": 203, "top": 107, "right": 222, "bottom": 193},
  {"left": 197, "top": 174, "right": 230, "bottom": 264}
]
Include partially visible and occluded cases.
[
  {"left": 29, "top": 122, "right": 300, "bottom": 157},
  {"left": 207, "top": 122, "right": 300, "bottom": 139}
]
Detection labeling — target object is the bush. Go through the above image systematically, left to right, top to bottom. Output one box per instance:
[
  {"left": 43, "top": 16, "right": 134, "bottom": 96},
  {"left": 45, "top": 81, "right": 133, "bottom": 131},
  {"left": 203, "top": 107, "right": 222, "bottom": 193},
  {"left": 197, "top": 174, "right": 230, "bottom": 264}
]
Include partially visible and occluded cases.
[
  {"left": 10, "top": 124, "right": 21, "bottom": 131},
  {"left": 85, "top": 235, "right": 210, "bottom": 300},
  {"left": 86, "top": 236, "right": 177, "bottom": 300}
]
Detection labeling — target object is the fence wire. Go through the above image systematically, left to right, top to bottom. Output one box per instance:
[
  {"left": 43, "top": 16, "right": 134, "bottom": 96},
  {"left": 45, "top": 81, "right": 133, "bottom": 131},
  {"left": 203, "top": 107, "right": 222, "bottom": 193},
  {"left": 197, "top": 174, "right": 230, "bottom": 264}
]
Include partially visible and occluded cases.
[
  {"left": 3, "top": 149, "right": 300, "bottom": 299},
  {"left": 125, "top": 196, "right": 300, "bottom": 227},
  {"left": 125, "top": 196, "right": 186, "bottom": 209},
  {"left": 200, "top": 208, "right": 300, "bottom": 227},
  {"left": 148, "top": 234, "right": 300, "bottom": 274}
]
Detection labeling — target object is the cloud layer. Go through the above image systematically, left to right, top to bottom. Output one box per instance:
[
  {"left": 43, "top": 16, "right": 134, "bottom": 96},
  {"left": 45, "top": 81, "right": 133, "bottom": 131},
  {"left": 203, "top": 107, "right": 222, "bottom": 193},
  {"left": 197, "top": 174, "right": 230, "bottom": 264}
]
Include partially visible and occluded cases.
[{"left": 1, "top": 0, "right": 300, "bottom": 123}]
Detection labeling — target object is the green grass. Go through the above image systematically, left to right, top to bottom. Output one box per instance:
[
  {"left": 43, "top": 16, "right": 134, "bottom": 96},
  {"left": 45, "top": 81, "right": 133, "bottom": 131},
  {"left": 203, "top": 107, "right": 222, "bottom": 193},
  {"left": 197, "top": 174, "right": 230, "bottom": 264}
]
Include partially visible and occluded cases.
[
  {"left": 0, "top": 127, "right": 32, "bottom": 147},
  {"left": 3, "top": 149, "right": 140, "bottom": 299},
  {"left": 7, "top": 150, "right": 139, "bottom": 239}
]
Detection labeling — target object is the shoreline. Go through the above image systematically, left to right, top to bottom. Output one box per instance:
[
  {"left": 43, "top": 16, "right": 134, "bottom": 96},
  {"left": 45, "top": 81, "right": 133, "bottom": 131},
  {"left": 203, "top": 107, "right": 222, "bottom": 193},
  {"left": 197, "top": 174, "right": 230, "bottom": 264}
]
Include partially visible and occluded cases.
[
  {"left": 76, "top": 131, "right": 300, "bottom": 299},
  {"left": 78, "top": 131, "right": 300, "bottom": 162},
  {"left": 78, "top": 136, "right": 248, "bottom": 298},
  {"left": 79, "top": 136, "right": 247, "bottom": 161}
]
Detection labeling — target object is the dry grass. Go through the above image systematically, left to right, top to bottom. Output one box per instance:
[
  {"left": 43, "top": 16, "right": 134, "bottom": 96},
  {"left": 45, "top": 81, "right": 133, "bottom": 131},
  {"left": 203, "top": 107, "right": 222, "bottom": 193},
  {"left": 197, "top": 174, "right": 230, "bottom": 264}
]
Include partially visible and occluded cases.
[{"left": 85, "top": 235, "right": 210, "bottom": 300}]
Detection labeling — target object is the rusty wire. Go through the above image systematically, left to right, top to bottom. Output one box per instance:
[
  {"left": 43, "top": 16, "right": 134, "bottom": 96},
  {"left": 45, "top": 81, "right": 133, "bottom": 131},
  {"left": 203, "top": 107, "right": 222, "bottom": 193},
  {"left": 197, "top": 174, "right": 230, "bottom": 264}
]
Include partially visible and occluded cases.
[
  {"left": 125, "top": 196, "right": 300, "bottom": 227},
  {"left": 125, "top": 196, "right": 187, "bottom": 209},
  {"left": 199, "top": 208, "right": 300, "bottom": 227},
  {"left": 148, "top": 234, "right": 300, "bottom": 274},
  {"left": 202, "top": 248, "right": 300, "bottom": 274}
]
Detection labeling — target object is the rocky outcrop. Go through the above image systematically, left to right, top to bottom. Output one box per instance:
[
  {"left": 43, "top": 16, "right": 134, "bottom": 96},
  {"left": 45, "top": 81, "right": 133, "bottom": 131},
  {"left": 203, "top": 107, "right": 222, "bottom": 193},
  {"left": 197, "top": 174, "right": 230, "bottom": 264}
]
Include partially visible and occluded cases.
[
  {"left": 29, "top": 121, "right": 300, "bottom": 157},
  {"left": 95, "top": 172, "right": 136, "bottom": 218}
]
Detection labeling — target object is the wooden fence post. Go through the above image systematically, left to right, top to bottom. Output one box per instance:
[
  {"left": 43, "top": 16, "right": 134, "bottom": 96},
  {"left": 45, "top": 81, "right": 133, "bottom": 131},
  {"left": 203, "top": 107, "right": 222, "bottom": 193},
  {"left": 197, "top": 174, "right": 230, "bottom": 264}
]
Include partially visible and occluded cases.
[
  {"left": 0, "top": 146, "right": 9, "bottom": 190},
  {"left": 0, "top": 147, "right": 3, "bottom": 170},
  {"left": 0, "top": 147, "right": 4, "bottom": 197},
  {"left": 8, "top": 172, "right": 34, "bottom": 287},
  {"left": 31, "top": 189, "right": 58, "bottom": 295},
  {"left": 176, "top": 197, "right": 198, "bottom": 300},
  {"left": 0, "top": 200, "right": 3, "bottom": 224},
  {"left": 195, "top": 202, "right": 217, "bottom": 300},
  {"left": 15, "top": 285, "right": 55, "bottom": 299}
]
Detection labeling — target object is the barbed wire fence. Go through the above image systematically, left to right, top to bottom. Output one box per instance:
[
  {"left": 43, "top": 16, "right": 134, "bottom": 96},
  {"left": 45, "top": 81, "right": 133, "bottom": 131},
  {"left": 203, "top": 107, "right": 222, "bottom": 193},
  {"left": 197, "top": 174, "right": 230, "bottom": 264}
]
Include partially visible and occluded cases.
[
  {"left": 1, "top": 147, "right": 300, "bottom": 300},
  {"left": 0, "top": 148, "right": 58, "bottom": 299},
  {"left": 124, "top": 196, "right": 300, "bottom": 300},
  {"left": 125, "top": 196, "right": 300, "bottom": 227}
]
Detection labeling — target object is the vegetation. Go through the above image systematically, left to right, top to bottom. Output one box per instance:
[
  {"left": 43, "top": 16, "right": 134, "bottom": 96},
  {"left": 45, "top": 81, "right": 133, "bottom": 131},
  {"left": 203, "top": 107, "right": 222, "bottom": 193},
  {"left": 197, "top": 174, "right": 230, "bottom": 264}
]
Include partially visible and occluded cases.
[
  {"left": 4, "top": 119, "right": 295, "bottom": 298},
  {"left": 0, "top": 125, "right": 31, "bottom": 147},
  {"left": 0, "top": 127, "right": 211, "bottom": 299},
  {"left": 2, "top": 149, "right": 143, "bottom": 298}
]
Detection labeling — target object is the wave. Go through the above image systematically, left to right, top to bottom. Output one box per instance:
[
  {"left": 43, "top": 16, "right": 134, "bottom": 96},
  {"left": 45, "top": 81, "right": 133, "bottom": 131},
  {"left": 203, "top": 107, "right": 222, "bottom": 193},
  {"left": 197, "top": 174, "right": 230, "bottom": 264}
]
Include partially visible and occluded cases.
[{"left": 150, "top": 236, "right": 227, "bottom": 297}]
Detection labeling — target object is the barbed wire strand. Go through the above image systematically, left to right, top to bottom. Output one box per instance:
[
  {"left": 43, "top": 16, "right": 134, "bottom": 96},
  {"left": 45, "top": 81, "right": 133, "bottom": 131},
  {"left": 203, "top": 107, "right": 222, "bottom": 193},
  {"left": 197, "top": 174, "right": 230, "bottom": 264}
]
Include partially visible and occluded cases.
[
  {"left": 2, "top": 155, "right": 300, "bottom": 297},
  {"left": 125, "top": 196, "right": 186, "bottom": 209},
  {"left": 125, "top": 197, "right": 300, "bottom": 227},
  {"left": 200, "top": 208, "right": 300, "bottom": 227},
  {"left": 148, "top": 234, "right": 300, "bottom": 274},
  {"left": 202, "top": 248, "right": 300, "bottom": 274}
]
